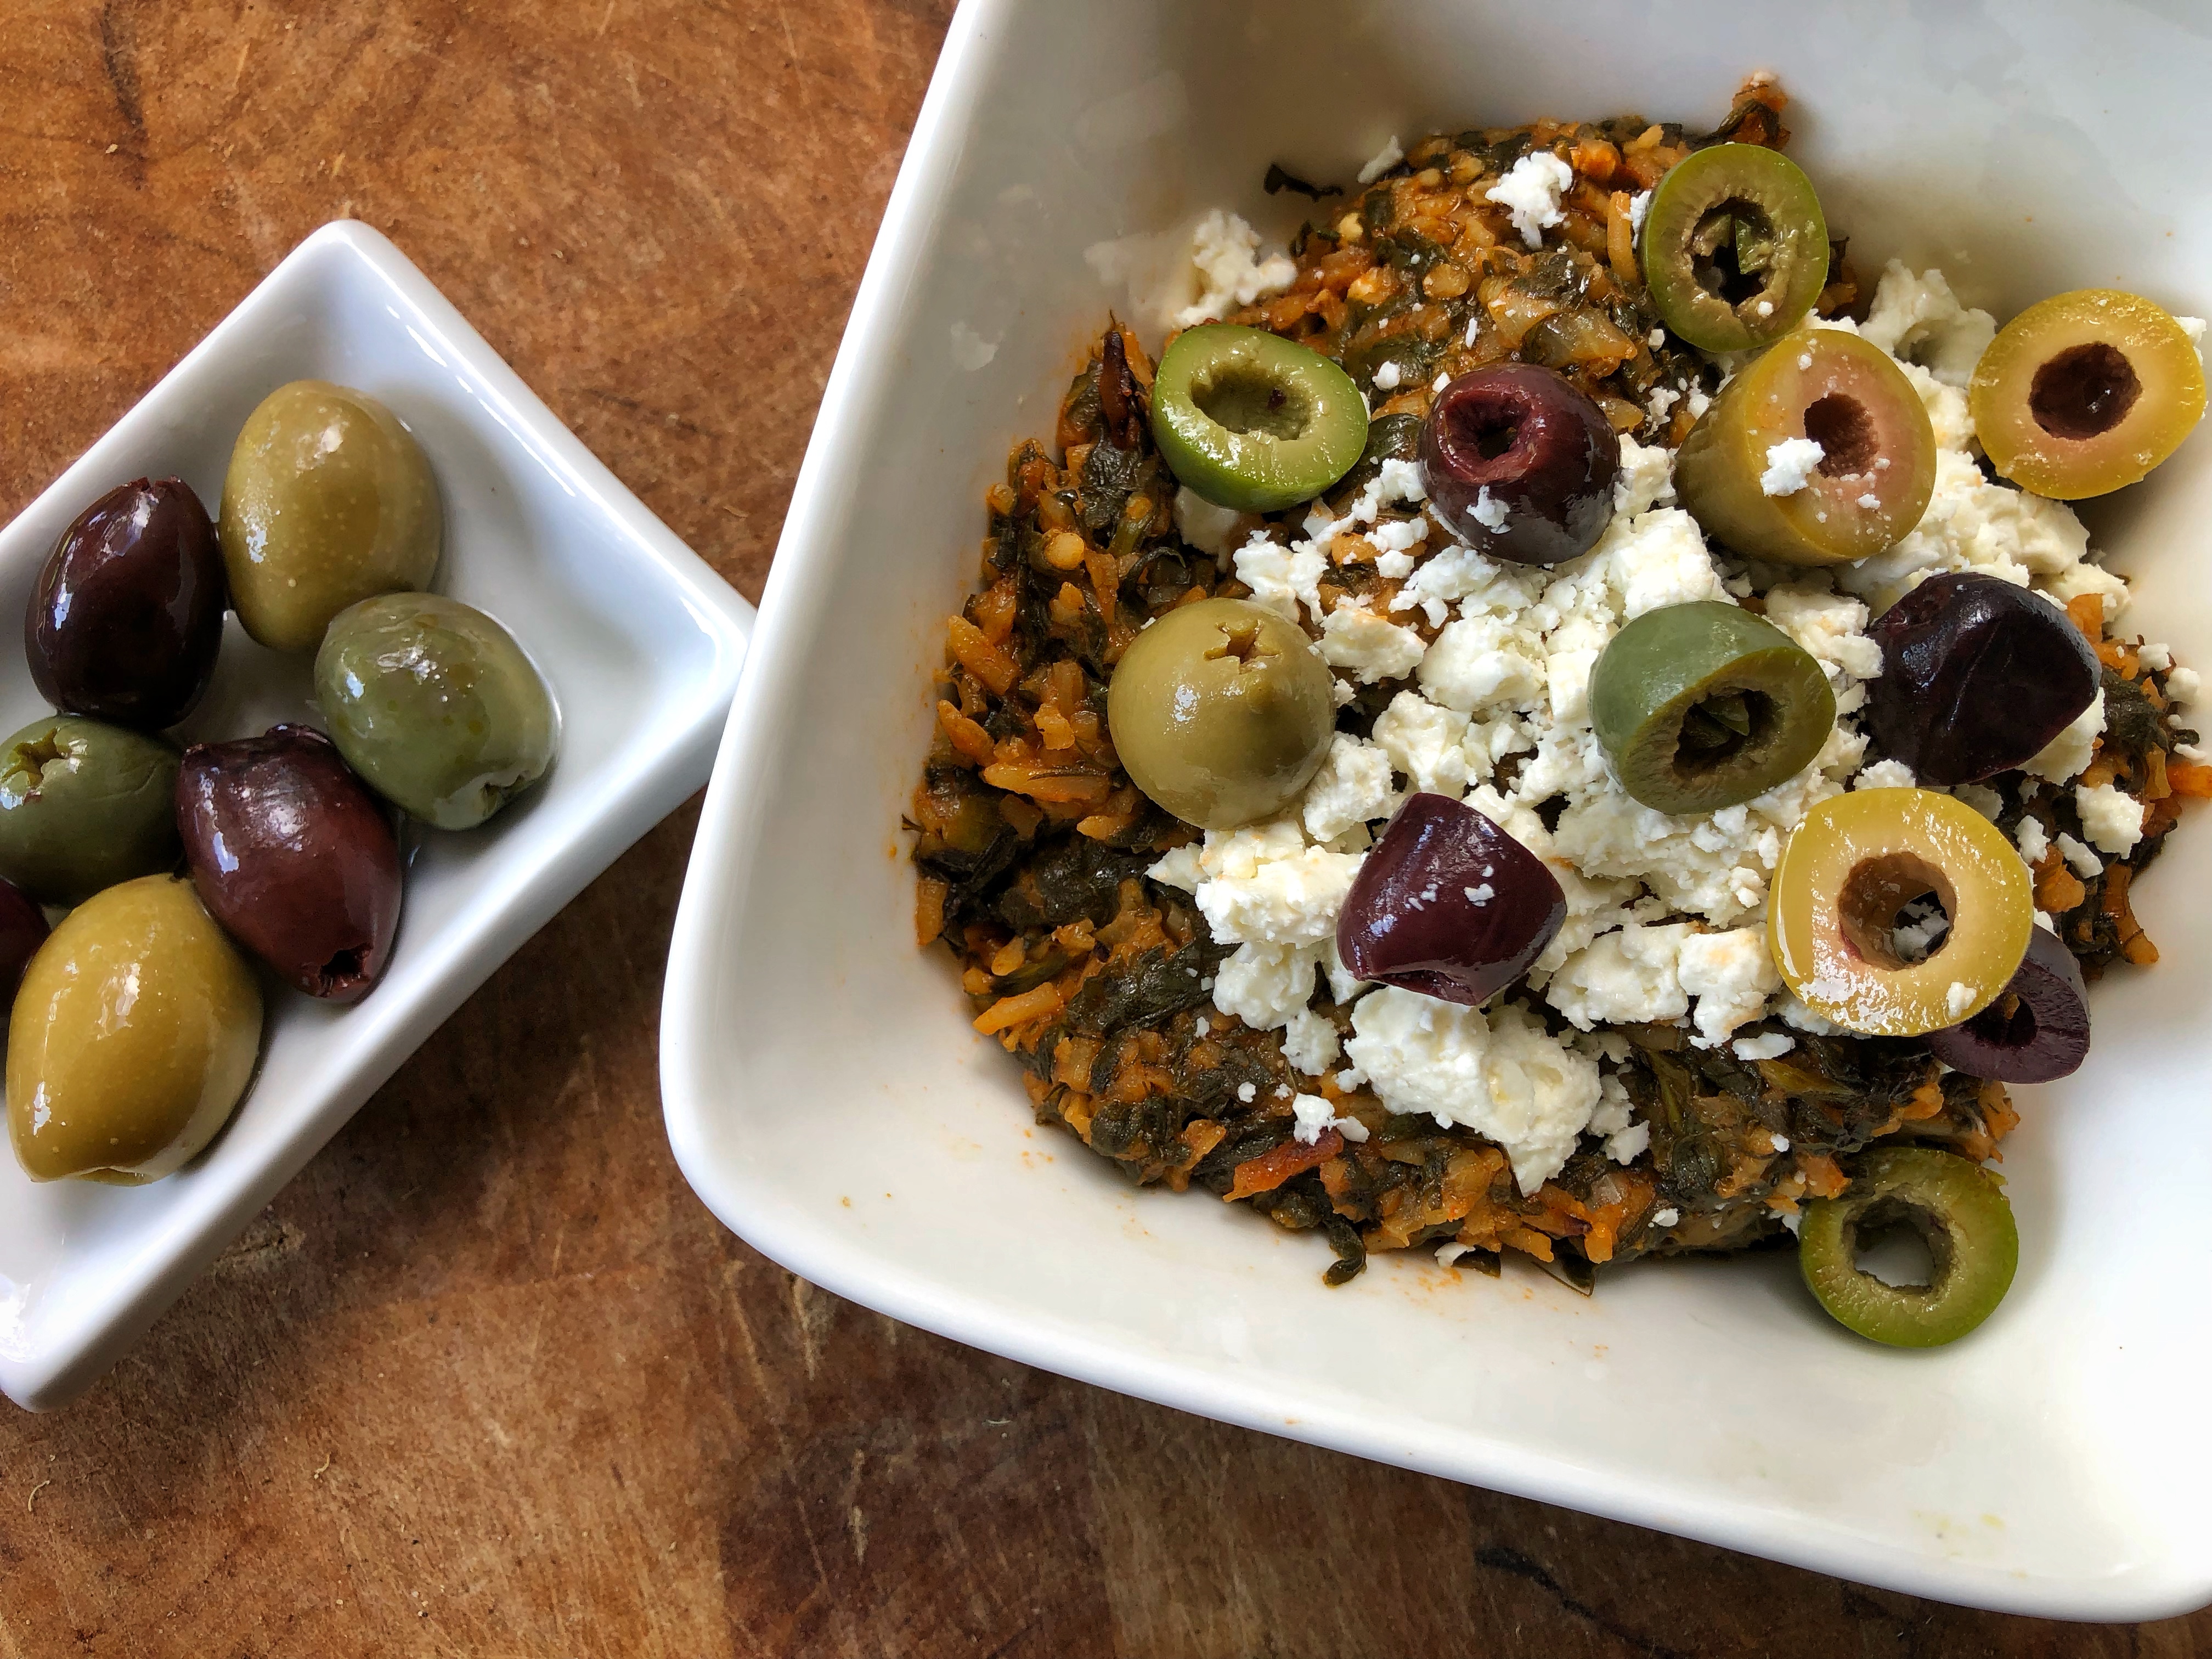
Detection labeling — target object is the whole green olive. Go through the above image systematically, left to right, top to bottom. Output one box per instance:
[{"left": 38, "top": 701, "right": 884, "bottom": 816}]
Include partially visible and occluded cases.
[
  {"left": 219, "top": 380, "right": 442, "bottom": 651},
  {"left": 314, "top": 593, "right": 558, "bottom": 829},
  {"left": 1106, "top": 597, "right": 1336, "bottom": 829},
  {"left": 0, "top": 714, "right": 182, "bottom": 906},
  {"left": 8, "top": 875, "right": 263, "bottom": 1184}
]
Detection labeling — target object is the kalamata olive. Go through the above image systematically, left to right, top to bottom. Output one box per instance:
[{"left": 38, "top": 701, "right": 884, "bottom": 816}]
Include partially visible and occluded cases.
[
  {"left": 1420, "top": 364, "right": 1618, "bottom": 565},
  {"left": 221, "top": 380, "right": 442, "bottom": 651},
  {"left": 27, "top": 477, "right": 225, "bottom": 730},
  {"left": 1863, "top": 573, "right": 2100, "bottom": 786},
  {"left": 314, "top": 594, "right": 557, "bottom": 829},
  {"left": 0, "top": 714, "right": 182, "bottom": 906},
  {"left": 178, "top": 725, "right": 402, "bottom": 1001},
  {"left": 1336, "top": 793, "right": 1564, "bottom": 1005},
  {"left": 8, "top": 875, "right": 262, "bottom": 1184},
  {"left": 0, "top": 877, "right": 49, "bottom": 1013},
  {"left": 1925, "top": 927, "right": 2090, "bottom": 1083}
]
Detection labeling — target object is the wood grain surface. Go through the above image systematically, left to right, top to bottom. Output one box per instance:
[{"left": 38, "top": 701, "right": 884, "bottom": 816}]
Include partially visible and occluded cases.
[{"left": 0, "top": 3, "right": 2202, "bottom": 1655}]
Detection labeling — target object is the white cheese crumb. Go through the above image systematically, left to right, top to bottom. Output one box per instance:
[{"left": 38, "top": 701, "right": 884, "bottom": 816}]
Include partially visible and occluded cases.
[
  {"left": 1356, "top": 135, "right": 1404, "bottom": 185},
  {"left": 1485, "top": 151, "right": 1574, "bottom": 249},
  {"left": 1628, "top": 191, "right": 1650, "bottom": 239},
  {"left": 1164, "top": 210, "right": 1299, "bottom": 329},
  {"left": 1858, "top": 262, "right": 1997, "bottom": 388},
  {"left": 1755, "top": 298, "right": 1774, "bottom": 318},
  {"left": 2179, "top": 315, "right": 2207, "bottom": 358},
  {"left": 1647, "top": 328, "right": 1665, "bottom": 349},
  {"left": 1372, "top": 359, "right": 1404, "bottom": 392},
  {"left": 1432, "top": 371, "right": 1451, "bottom": 393},
  {"left": 1685, "top": 385, "right": 1711, "bottom": 419},
  {"left": 1760, "top": 437, "right": 1826, "bottom": 496},
  {"left": 1468, "top": 486, "right": 1510, "bottom": 531},
  {"left": 1173, "top": 487, "right": 1250, "bottom": 562},
  {"left": 1857, "top": 493, "right": 1881, "bottom": 509},
  {"left": 1318, "top": 600, "right": 1427, "bottom": 683},
  {"left": 2140, "top": 642, "right": 2174, "bottom": 673},
  {"left": 2169, "top": 667, "right": 2202, "bottom": 706},
  {"left": 2023, "top": 690, "right": 2105, "bottom": 783},
  {"left": 1301, "top": 732, "right": 1397, "bottom": 843},
  {"left": 1853, "top": 758, "right": 1917, "bottom": 791},
  {"left": 2076, "top": 782, "right": 2146, "bottom": 856},
  {"left": 1954, "top": 783, "right": 2004, "bottom": 821},
  {"left": 2014, "top": 815, "right": 2050, "bottom": 867},
  {"left": 2055, "top": 831, "right": 2102, "bottom": 879},
  {"left": 1946, "top": 981, "right": 1974, "bottom": 1020},
  {"left": 1194, "top": 1017, "right": 1210, "bottom": 1037},
  {"left": 1734, "top": 1032, "right": 1795, "bottom": 1062},
  {"left": 1236, "top": 1082, "right": 1257, "bottom": 1103},
  {"left": 1291, "top": 1092, "right": 1367, "bottom": 1145},
  {"left": 1769, "top": 1132, "right": 1792, "bottom": 1153},
  {"left": 1652, "top": 1207, "right": 1680, "bottom": 1228}
]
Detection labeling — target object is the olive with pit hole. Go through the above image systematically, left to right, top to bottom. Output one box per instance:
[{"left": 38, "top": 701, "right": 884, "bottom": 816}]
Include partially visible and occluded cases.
[
  {"left": 1641, "top": 143, "right": 1830, "bottom": 352},
  {"left": 1969, "top": 288, "right": 2205, "bottom": 499},
  {"left": 1150, "top": 325, "right": 1369, "bottom": 512},
  {"left": 1674, "top": 327, "right": 1936, "bottom": 566},
  {"left": 1420, "top": 364, "right": 1619, "bottom": 565},
  {"left": 220, "top": 380, "right": 442, "bottom": 651},
  {"left": 27, "top": 477, "right": 225, "bottom": 730},
  {"left": 1864, "top": 572, "right": 2100, "bottom": 786},
  {"left": 315, "top": 594, "right": 558, "bottom": 830},
  {"left": 1106, "top": 597, "right": 1335, "bottom": 830},
  {"left": 1589, "top": 601, "right": 1835, "bottom": 815},
  {"left": 0, "top": 714, "right": 182, "bottom": 906},
  {"left": 178, "top": 725, "right": 403, "bottom": 1001},
  {"left": 1769, "top": 787, "right": 2033, "bottom": 1037},
  {"left": 1335, "top": 793, "right": 1564, "bottom": 1005},
  {"left": 8, "top": 875, "right": 263, "bottom": 1185},
  {"left": 1925, "top": 926, "right": 2090, "bottom": 1084},
  {"left": 1798, "top": 1147, "right": 2018, "bottom": 1346}
]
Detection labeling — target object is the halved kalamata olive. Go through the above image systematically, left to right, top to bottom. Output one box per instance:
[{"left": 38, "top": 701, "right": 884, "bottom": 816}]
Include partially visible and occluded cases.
[
  {"left": 1420, "top": 364, "right": 1618, "bottom": 565},
  {"left": 27, "top": 477, "right": 225, "bottom": 730},
  {"left": 1864, "top": 573, "right": 2100, "bottom": 786},
  {"left": 177, "top": 725, "right": 402, "bottom": 1001},
  {"left": 1336, "top": 792, "right": 1564, "bottom": 1005},
  {"left": 0, "top": 877, "right": 48, "bottom": 1014},
  {"left": 1925, "top": 927, "right": 2090, "bottom": 1083}
]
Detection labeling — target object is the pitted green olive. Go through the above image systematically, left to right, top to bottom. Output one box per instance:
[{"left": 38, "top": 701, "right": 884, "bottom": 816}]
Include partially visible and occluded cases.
[
  {"left": 220, "top": 380, "right": 442, "bottom": 651},
  {"left": 314, "top": 593, "right": 558, "bottom": 829},
  {"left": 1106, "top": 597, "right": 1335, "bottom": 829},
  {"left": 0, "top": 714, "right": 182, "bottom": 906},
  {"left": 8, "top": 876, "right": 263, "bottom": 1184}
]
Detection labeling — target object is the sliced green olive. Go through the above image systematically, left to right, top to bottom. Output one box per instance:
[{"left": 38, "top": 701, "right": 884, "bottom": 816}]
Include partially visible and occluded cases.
[
  {"left": 1641, "top": 144, "right": 1829, "bottom": 351},
  {"left": 1152, "top": 325, "right": 1369, "bottom": 512},
  {"left": 1674, "top": 328, "right": 1937, "bottom": 566},
  {"left": 1590, "top": 601, "right": 1834, "bottom": 815},
  {"left": 1799, "top": 1147, "right": 2018, "bottom": 1347}
]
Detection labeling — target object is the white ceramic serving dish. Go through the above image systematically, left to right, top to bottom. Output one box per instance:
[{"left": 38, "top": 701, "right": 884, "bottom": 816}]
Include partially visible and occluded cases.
[
  {"left": 662, "top": 0, "right": 2212, "bottom": 1618},
  {"left": 0, "top": 222, "right": 753, "bottom": 1410}
]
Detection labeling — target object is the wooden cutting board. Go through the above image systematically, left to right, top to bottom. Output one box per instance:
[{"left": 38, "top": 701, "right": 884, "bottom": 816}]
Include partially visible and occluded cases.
[{"left": 0, "top": 2, "right": 2199, "bottom": 1652}]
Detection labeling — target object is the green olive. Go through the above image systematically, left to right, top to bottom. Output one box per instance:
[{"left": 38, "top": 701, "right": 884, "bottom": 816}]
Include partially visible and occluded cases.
[
  {"left": 1641, "top": 144, "right": 1829, "bottom": 351},
  {"left": 1152, "top": 325, "right": 1369, "bottom": 512},
  {"left": 1674, "top": 328, "right": 1937, "bottom": 566},
  {"left": 220, "top": 380, "right": 442, "bottom": 652},
  {"left": 314, "top": 593, "right": 558, "bottom": 830},
  {"left": 1107, "top": 597, "right": 1335, "bottom": 829},
  {"left": 1590, "top": 602, "right": 1834, "bottom": 815},
  {"left": 0, "top": 715, "right": 182, "bottom": 906},
  {"left": 8, "top": 876, "right": 263, "bottom": 1184},
  {"left": 1798, "top": 1147, "right": 2018, "bottom": 1346}
]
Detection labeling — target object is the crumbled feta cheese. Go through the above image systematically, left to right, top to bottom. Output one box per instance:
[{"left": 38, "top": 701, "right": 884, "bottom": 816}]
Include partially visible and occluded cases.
[
  {"left": 1356, "top": 135, "right": 1404, "bottom": 185},
  {"left": 1486, "top": 151, "right": 1574, "bottom": 249},
  {"left": 1628, "top": 191, "right": 1651, "bottom": 240},
  {"left": 1171, "top": 210, "right": 1297, "bottom": 328},
  {"left": 1858, "top": 261, "right": 1997, "bottom": 389},
  {"left": 2179, "top": 316, "right": 2207, "bottom": 357},
  {"left": 1647, "top": 328, "right": 1665, "bottom": 349},
  {"left": 1372, "top": 358, "right": 1404, "bottom": 392},
  {"left": 1646, "top": 385, "right": 1681, "bottom": 423},
  {"left": 1612, "top": 435, "right": 1677, "bottom": 517},
  {"left": 1760, "top": 437, "right": 1826, "bottom": 496},
  {"left": 1468, "top": 486, "right": 1509, "bottom": 531},
  {"left": 1174, "top": 487, "right": 1250, "bottom": 561},
  {"left": 1232, "top": 532, "right": 1324, "bottom": 623},
  {"left": 1763, "top": 582, "right": 1884, "bottom": 682},
  {"left": 1318, "top": 600, "right": 1427, "bottom": 682},
  {"left": 1418, "top": 612, "right": 1547, "bottom": 714},
  {"left": 2140, "top": 642, "right": 2174, "bottom": 673},
  {"left": 2169, "top": 667, "right": 2202, "bottom": 705},
  {"left": 2023, "top": 690, "right": 2104, "bottom": 782},
  {"left": 1373, "top": 691, "right": 1471, "bottom": 797},
  {"left": 1302, "top": 732, "right": 1397, "bottom": 842},
  {"left": 1854, "top": 758, "right": 1917, "bottom": 791},
  {"left": 2076, "top": 782, "right": 2145, "bottom": 856},
  {"left": 1954, "top": 783, "right": 2004, "bottom": 821},
  {"left": 2013, "top": 815, "right": 2050, "bottom": 868},
  {"left": 1164, "top": 820, "right": 1364, "bottom": 951},
  {"left": 2055, "top": 831, "right": 2102, "bottom": 880},
  {"left": 1545, "top": 923, "right": 1693, "bottom": 1030},
  {"left": 1676, "top": 927, "right": 1781, "bottom": 1046},
  {"left": 1212, "top": 940, "right": 1319, "bottom": 1028},
  {"left": 1946, "top": 981, "right": 1974, "bottom": 1020},
  {"left": 1345, "top": 991, "right": 1601, "bottom": 1192},
  {"left": 1776, "top": 992, "right": 1844, "bottom": 1036},
  {"left": 1283, "top": 1007, "right": 1342, "bottom": 1075},
  {"left": 1733, "top": 1032, "right": 1795, "bottom": 1062},
  {"left": 1237, "top": 1081, "right": 1257, "bottom": 1103},
  {"left": 1291, "top": 1092, "right": 1335, "bottom": 1144},
  {"left": 1768, "top": 1132, "right": 1792, "bottom": 1153},
  {"left": 1651, "top": 1207, "right": 1681, "bottom": 1228},
  {"left": 1436, "top": 1240, "right": 1474, "bottom": 1266}
]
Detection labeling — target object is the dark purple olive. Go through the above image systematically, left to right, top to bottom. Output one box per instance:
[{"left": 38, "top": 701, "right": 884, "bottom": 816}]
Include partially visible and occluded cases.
[
  {"left": 1419, "top": 364, "right": 1620, "bottom": 565},
  {"left": 27, "top": 478, "right": 226, "bottom": 731},
  {"left": 1864, "top": 572, "right": 2099, "bottom": 786},
  {"left": 176, "top": 725, "right": 401, "bottom": 1002},
  {"left": 1336, "top": 793, "right": 1564, "bottom": 1005},
  {"left": 0, "top": 876, "right": 49, "bottom": 1014},
  {"left": 1926, "top": 927, "right": 2090, "bottom": 1083}
]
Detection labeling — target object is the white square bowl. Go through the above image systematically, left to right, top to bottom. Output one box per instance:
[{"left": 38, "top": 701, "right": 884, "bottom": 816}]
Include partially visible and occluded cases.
[
  {"left": 661, "top": 0, "right": 2212, "bottom": 1618},
  {"left": 0, "top": 222, "right": 753, "bottom": 1411}
]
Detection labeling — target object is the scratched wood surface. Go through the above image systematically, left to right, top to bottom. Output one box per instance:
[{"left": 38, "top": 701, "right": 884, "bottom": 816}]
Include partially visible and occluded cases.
[{"left": 0, "top": 3, "right": 2203, "bottom": 1655}]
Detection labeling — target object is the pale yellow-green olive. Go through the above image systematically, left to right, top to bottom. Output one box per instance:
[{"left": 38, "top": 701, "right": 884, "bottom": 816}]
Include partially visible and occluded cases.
[
  {"left": 219, "top": 380, "right": 442, "bottom": 651},
  {"left": 1106, "top": 597, "right": 1335, "bottom": 829},
  {"left": 7, "top": 876, "right": 263, "bottom": 1184}
]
